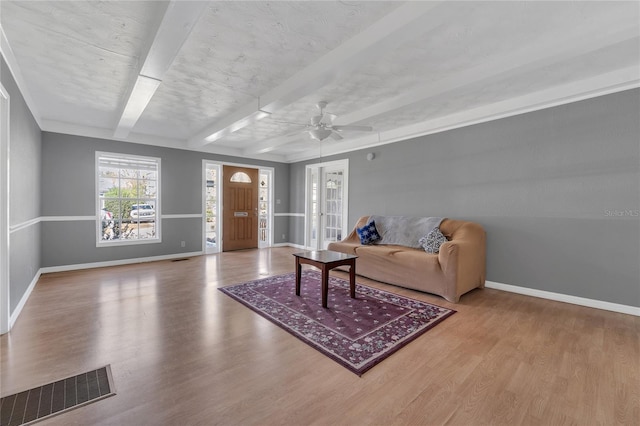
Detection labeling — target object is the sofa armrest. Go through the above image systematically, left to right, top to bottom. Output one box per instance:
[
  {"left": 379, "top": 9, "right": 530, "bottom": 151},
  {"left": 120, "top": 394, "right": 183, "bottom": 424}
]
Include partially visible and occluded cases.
[
  {"left": 339, "top": 216, "right": 370, "bottom": 245},
  {"left": 438, "top": 238, "right": 486, "bottom": 300}
]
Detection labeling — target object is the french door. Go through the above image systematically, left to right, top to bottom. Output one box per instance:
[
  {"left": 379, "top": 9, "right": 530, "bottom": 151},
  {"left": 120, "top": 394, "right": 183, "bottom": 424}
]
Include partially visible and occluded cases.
[{"left": 305, "top": 159, "right": 349, "bottom": 250}]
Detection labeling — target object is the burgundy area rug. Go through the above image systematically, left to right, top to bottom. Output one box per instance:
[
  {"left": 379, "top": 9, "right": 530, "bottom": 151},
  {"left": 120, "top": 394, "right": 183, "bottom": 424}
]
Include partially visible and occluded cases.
[{"left": 219, "top": 270, "right": 455, "bottom": 376}]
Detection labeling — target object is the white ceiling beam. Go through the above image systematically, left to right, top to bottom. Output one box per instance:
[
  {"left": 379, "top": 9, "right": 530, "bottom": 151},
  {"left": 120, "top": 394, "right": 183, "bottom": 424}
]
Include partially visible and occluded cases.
[
  {"left": 114, "top": 0, "right": 207, "bottom": 139},
  {"left": 188, "top": 1, "right": 444, "bottom": 148},
  {"left": 333, "top": 25, "right": 639, "bottom": 128},
  {"left": 114, "top": 75, "right": 161, "bottom": 139},
  {"left": 243, "top": 131, "right": 305, "bottom": 155}
]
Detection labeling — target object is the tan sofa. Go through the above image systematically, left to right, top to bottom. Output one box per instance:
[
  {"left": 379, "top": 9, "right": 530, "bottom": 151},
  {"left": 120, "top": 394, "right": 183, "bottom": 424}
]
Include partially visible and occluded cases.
[{"left": 328, "top": 216, "right": 486, "bottom": 303}]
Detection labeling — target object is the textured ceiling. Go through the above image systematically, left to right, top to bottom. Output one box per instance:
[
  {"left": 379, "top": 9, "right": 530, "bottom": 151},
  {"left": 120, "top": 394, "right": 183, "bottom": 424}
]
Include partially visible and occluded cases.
[{"left": 1, "top": 1, "right": 638, "bottom": 163}]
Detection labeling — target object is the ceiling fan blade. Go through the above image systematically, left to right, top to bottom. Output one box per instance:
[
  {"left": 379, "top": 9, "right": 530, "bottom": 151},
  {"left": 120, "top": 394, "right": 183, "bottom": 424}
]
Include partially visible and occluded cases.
[
  {"left": 321, "top": 113, "right": 337, "bottom": 124},
  {"left": 310, "top": 115, "right": 323, "bottom": 126},
  {"left": 332, "top": 125, "right": 373, "bottom": 132},
  {"left": 330, "top": 131, "right": 344, "bottom": 140}
]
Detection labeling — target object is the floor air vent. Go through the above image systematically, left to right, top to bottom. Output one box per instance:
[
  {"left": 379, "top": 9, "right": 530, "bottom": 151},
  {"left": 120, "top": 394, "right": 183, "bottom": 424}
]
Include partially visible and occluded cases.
[{"left": 0, "top": 365, "right": 115, "bottom": 426}]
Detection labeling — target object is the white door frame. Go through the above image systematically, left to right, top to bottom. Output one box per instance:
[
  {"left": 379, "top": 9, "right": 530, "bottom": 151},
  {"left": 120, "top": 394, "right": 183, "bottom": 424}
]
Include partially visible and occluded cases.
[
  {"left": 1, "top": 84, "right": 10, "bottom": 334},
  {"left": 304, "top": 159, "right": 349, "bottom": 250},
  {"left": 202, "top": 160, "right": 274, "bottom": 253}
]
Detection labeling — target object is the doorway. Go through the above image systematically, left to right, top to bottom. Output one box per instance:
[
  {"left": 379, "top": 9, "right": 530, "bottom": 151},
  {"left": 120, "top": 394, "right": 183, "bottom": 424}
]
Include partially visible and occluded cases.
[
  {"left": 305, "top": 159, "right": 349, "bottom": 250},
  {"left": 203, "top": 162, "right": 273, "bottom": 253},
  {"left": 222, "top": 165, "right": 259, "bottom": 251}
]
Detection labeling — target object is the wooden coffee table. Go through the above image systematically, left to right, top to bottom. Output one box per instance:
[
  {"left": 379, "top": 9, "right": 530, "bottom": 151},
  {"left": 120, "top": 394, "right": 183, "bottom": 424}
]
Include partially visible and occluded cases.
[{"left": 293, "top": 250, "right": 358, "bottom": 308}]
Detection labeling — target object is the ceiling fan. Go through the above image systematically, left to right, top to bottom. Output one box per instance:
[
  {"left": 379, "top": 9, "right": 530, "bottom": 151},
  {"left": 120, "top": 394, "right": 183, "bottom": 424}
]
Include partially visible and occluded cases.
[{"left": 304, "top": 101, "right": 373, "bottom": 141}]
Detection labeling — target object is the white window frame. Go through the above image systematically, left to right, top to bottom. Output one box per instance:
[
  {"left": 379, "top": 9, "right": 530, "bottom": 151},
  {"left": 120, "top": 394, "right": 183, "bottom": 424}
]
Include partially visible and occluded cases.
[{"left": 96, "top": 151, "right": 161, "bottom": 246}]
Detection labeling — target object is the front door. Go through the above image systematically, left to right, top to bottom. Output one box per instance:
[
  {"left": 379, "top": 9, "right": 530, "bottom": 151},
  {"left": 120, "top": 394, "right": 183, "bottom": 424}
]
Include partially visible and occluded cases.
[{"left": 222, "top": 165, "right": 258, "bottom": 251}]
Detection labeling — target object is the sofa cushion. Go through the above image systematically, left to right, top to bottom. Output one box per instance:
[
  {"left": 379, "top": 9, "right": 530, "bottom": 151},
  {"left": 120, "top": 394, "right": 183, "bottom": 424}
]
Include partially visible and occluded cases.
[
  {"left": 356, "top": 219, "right": 381, "bottom": 245},
  {"left": 419, "top": 227, "right": 448, "bottom": 253},
  {"left": 354, "top": 245, "right": 442, "bottom": 286}
]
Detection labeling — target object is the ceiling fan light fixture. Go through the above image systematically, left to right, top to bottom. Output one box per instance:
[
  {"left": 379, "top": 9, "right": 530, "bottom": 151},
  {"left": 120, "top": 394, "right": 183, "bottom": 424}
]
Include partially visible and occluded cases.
[{"left": 308, "top": 128, "right": 332, "bottom": 141}]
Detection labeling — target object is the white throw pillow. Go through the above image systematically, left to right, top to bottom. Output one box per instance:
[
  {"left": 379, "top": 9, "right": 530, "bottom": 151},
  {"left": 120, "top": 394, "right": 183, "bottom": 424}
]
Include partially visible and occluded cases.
[{"left": 418, "top": 227, "right": 448, "bottom": 254}]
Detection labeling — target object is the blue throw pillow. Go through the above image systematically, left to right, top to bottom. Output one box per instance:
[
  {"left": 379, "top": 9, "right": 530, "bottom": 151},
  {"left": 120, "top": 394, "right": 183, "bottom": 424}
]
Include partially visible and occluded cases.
[
  {"left": 356, "top": 220, "right": 381, "bottom": 245},
  {"left": 419, "top": 227, "right": 448, "bottom": 254}
]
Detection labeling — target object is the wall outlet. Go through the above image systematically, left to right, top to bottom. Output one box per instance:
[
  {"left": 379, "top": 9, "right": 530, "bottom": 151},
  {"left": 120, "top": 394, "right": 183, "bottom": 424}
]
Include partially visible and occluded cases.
[
  {"left": 282, "top": 234, "right": 286, "bottom": 240},
  {"left": 180, "top": 241, "right": 186, "bottom": 247}
]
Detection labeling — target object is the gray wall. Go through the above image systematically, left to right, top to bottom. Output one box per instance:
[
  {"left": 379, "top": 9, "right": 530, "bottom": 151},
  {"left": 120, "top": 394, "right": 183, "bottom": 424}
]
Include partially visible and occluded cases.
[
  {"left": 2, "top": 56, "right": 42, "bottom": 313},
  {"left": 290, "top": 89, "right": 640, "bottom": 307},
  {"left": 41, "top": 132, "right": 290, "bottom": 267}
]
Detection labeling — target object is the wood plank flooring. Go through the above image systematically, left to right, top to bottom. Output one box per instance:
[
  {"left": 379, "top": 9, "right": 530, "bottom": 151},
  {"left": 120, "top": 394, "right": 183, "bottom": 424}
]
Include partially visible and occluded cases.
[{"left": 1, "top": 247, "right": 638, "bottom": 425}]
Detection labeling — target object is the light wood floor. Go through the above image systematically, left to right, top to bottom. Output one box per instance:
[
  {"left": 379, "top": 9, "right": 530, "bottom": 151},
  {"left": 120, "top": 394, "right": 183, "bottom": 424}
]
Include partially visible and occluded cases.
[{"left": 1, "top": 247, "right": 638, "bottom": 425}]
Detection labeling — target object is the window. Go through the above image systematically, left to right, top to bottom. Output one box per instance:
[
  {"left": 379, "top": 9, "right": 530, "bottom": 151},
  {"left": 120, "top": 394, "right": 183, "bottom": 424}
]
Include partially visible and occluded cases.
[
  {"left": 96, "top": 152, "right": 161, "bottom": 245},
  {"left": 204, "top": 162, "right": 220, "bottom": 253},
  {"left": 258, "top": 169, "right": 273, "bottom": 248},
  {"left": 229, "top": 171, "right": 252, "bottom": 183}
]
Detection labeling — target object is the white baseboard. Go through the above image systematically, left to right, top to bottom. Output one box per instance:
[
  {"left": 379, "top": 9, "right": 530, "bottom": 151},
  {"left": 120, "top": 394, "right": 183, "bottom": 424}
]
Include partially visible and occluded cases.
[
  {"left": 272, "top": 242, "right": 306, "bottom": 249},
  {"left": 271, "top": 243, "right": 290, "bottom": 248},
  {"left": 40, "top": 251, "right": 204, "bottom": 274},
  {"left": 9, "top": 269, "right": 41, "bottom": 329},
  {"left": 485, "top": 280, "right": 640, "bottom": 317}
]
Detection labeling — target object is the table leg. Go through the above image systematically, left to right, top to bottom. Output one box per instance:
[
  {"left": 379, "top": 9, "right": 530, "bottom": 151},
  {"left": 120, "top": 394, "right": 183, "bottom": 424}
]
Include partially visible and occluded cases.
[
  {"left": 295, "top": 258, "right": 301, "bottom": 296},
  {"left": 349, "top": 260, "right": 356, "bottom": 299},
  {"left": 321, "top": 265, "right": 329, "bottom": 308}
]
